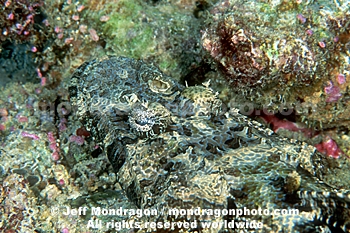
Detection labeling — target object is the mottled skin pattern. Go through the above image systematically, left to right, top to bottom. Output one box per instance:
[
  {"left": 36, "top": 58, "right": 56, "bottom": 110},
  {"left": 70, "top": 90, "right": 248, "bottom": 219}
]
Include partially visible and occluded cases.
[{"left": 69, "top": 56, "right": 350, "bottom": 232}]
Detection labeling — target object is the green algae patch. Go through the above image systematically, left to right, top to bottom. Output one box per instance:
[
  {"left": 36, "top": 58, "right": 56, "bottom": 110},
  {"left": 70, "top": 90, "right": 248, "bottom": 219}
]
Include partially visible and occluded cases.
[
  {"left": 81, "top": 0, "right": 205, "bottom": 80},
  {"left": 101, "top": 0, "right": 157, "bottom": 58}
]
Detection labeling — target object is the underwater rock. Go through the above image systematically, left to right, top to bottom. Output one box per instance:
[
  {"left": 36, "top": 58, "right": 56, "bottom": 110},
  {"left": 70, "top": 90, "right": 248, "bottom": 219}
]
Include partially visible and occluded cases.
[
  {"left": 0, "top": 0, "right": 43, "bottom": 43},
  {"left": 201, "top": 0, "right": 350, "bottom": 130},
  {"left": 0, "top": 42, "right": 38, "bottom": 86},
  {"left": 69, "top": 56, "right": 350, "bottom": 232},
  {"left": 0, "top": 174, "right": 38, "bottom": 232}
]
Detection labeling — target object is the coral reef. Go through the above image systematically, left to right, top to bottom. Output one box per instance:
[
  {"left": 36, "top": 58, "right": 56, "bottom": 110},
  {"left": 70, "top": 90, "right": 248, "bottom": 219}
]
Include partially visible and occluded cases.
[
  {"left": 0, "top": 0, "right": 43, "bottom": 43},
  {"left": 0, "top": 0, "right": 212, "bottom": 230},
  {"left": 1, "top": 0, "right": 350, "bottom": 232},
  {"left": 1, "top": 0, "right": 208, "bottom": 89},
  {"left": 82, "top": 0, "right": 207, "bottom": 79},
  {"left": 201, "top": 0, "right": 350, "bottom": 131},
  {"left": 69, "top": 56, "right": 350, "bottom": 232},
  {"left": 0, "top": 81, "right": 135, "bottom": 232},
  {"left": 0, "top": 174, "right": 37, "bottom": 232}
]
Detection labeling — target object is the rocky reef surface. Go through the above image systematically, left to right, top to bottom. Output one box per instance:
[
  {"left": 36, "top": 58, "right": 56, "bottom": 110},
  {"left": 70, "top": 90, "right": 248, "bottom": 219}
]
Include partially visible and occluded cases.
[
  {"left": 0, "top": 0, "right": 350, "bottom": 232},
  {"left": 201, "top": 0, "right": 350, "bottom": 158},
  {"left": 202, "top": 0, "right": 350, "bottom": 128}
]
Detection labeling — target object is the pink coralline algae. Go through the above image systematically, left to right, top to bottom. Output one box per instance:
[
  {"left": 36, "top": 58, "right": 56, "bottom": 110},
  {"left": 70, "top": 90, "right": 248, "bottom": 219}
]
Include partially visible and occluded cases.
[
  {"left": 1, "top": 0, "right": 43, "bottom": 42},
  {"left": 76, "top": 4, "right": 85, "bottom": 12},
  {"left": 7, "top": 12, "right": 14, "bottom": 20},
  {"left": 296, "top": 14, "right": 306, "bottom": 24},
  {"left": 72, "top": 15, "right": 79, "bottom": 21},
  {"left": 89, "top": 28, "right": 99, "bottom": 42},
  {"left": 306, "top": 29, "right": 313, "bottom": 36},
  {"left": 318, "top": 41, "right": 326, "bottom": 48},
  {"left": 31, "top": 46, "right": 38, "bottom": 52},
  {"left": 336, "top": 74, "right": 346, "bottom": 85},
  {"left": 324, "top": 81, "right": 341, "bottom": 103},
  {"left": 260, "top": 113, "right": 343, "bottom": 158},
  {"left": 260, "top": 113, "right": 316, "bottom": 138},
  {"left": 17, "top": 115, "right": 28, "bottom": 123},
  {"left": 58, "top": 118, "right": 67, "bottom": 132},
  {"left": 21, "top": 131, "right": 40, "bottom": 140},
  {"left": 47, "top": 131, "right": 55, "bottom": 143},
  {"left": 48, "top": 132, "right": 60, "bottom": 160},
  {"left": 69, "top": 135, "right": 84, "bottom": 145},
  {"left": 315, "top": 137, "right": 342, "bottom": 159},
  {"left": 51, "top": 151, "right": 60, "bottom": 161},
  {"left": 58, "top": 179, "right": 65, "bottom": 186}
]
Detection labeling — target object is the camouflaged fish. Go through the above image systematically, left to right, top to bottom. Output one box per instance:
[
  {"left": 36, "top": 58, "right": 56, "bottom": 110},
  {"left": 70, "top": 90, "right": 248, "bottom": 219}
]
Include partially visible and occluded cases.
[{"left": 69, "top": 56, "right": 350, "bottom": 233}]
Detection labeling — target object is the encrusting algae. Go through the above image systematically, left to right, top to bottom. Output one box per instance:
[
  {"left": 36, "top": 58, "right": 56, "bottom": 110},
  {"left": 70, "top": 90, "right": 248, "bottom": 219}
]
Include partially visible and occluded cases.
[{"left": 1, "top": 0, "right": 350, "bottom": 232}]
